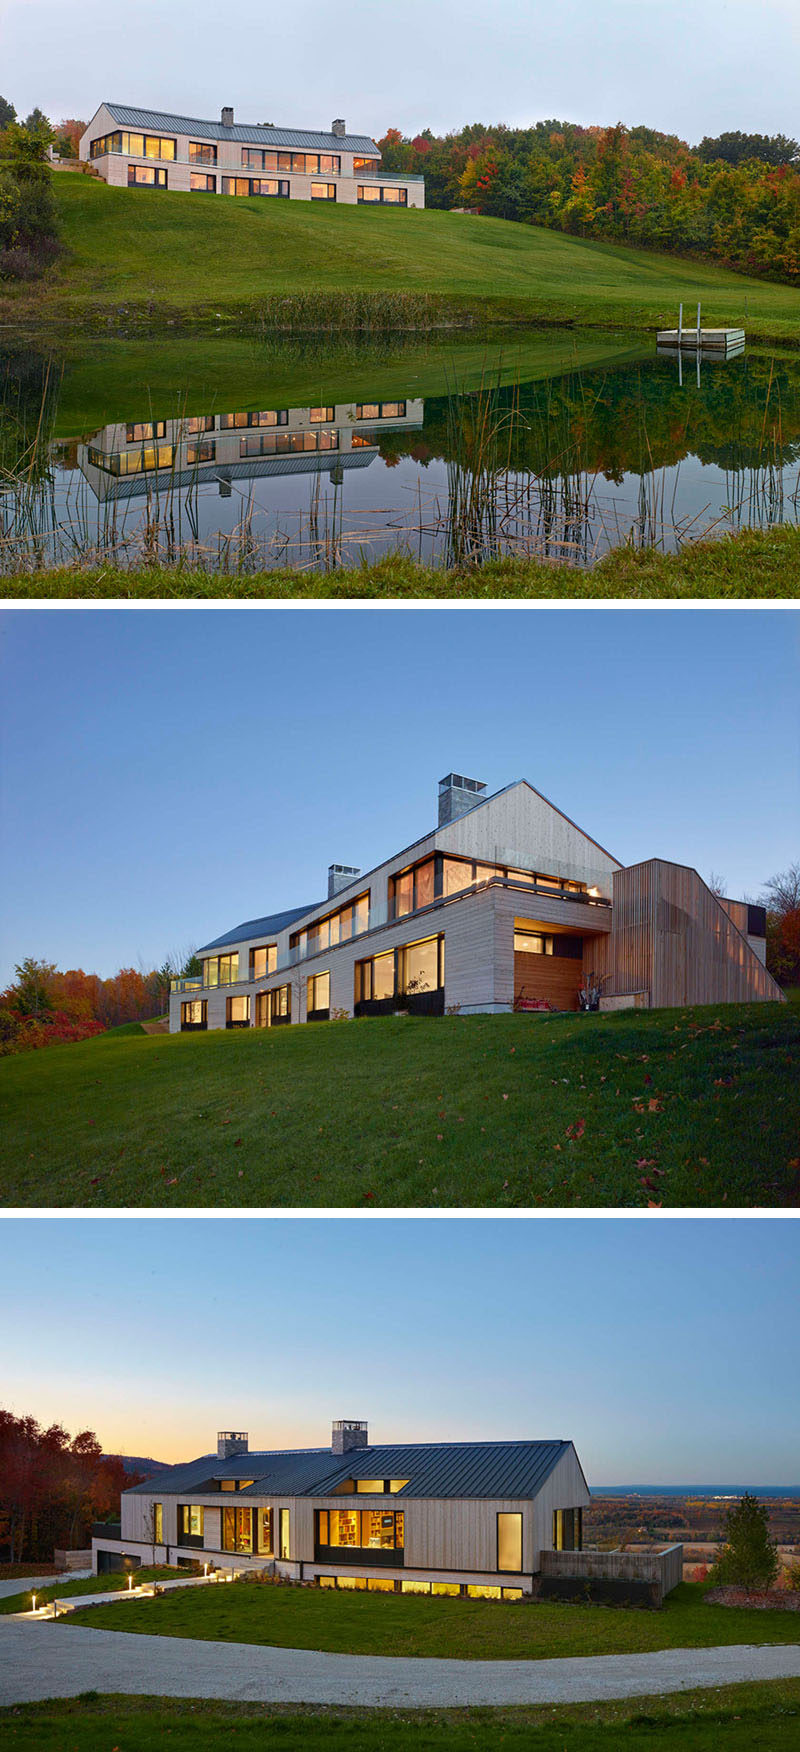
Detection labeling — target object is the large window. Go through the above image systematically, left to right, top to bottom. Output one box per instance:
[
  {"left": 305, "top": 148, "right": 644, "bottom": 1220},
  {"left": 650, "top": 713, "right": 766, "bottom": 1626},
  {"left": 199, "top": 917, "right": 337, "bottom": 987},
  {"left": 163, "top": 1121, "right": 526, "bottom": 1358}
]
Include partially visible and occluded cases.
[
  {"left": 91, "top": 131, "right": 176, "bottom": 160},
  {"left": 189, "top": 141, "right": 217, "bottom": 164},
  {"left": 242, "top": 149, "right": 340, "bottom": 174},
  {"left": 353, "top": 156, "right": 380, "bottom": 172},
  {"left": 128, "top": 165, "right": 168, "bottom": 188},
  {"left": 190, "top": 172, "right": 216, "bottom": 193},
  {"left": 221, "top": 176, "right": 289, "bottom": 199},
  {"left": 311, "top": 183, "right": 336, "bottom": 200},
  {"left": 357, "top": 185, "right": 407, "bottom": 205},
  {"left": 355, "top": 402, "right": 408, "bottom": 421},
  {"left": 310, "top": 407, "right": 335, "bottom": 423},
  {"left": 220, "top": 409, "right": 288, "bottom": 430},
  {"left": 126, "top": 420, "right": 165, "bottom": 442},
  {"left": 240, "top": 430, "right": 338, "bottom": 458},
  {"left": 187, "top": 437, "right": 215, "bottom": 465},
  {"left": 390, "top": 853, "right": 590, "bottom": 922},
  {"left": 390, "top": 858, "right": 434, "bottom": 920},
  {"left": 291, "top": 893, "right": 369, "bottom": 961},
  {"left": 514, "top": 930, "right": 583, "bottom": 959},
  {"left": 355, "top": 935, "right": 444, "bottom": 1016},
  {"left": 250, "top": 945, "right": 278, "bottom": 980},
  {"left": 204, "top": 953, "right": 238, "bottom": 987},
  {"left": 307, "top": 972, "right": 330, "bottom": 1020},
  {"left": 270, "top": 985, "right": 291, "bottom": 1025},
  {"left": 226, "top": 994, "right": 250, "bottom": 1029},
  {"left": 180, "top": 999, "right": 207, "bottom": 1031},
  {"left": 153, "top": 1503, "right": 163, "bottom": 1543},
  {"left": 178, "top": 1504, "right": 204, "bottom": 1544},
  {"left": 222, "top": 1506, "right": 253, "bottom": 1553},
  {"left": 257, "top": 1508, "right": 273, "bottom": 1556},
  {"left": 315, "top": 1508, "right": 404, "bottom": 1564},
  {"left": 553, "top": 1508, "right": 582, "bottom": 1552},
  {"left": 280, "top": 1509, "right": 290, "bottom": 1560},
  {"left": 497, "top": 1513, "right": 522, "bottom": 1573}
]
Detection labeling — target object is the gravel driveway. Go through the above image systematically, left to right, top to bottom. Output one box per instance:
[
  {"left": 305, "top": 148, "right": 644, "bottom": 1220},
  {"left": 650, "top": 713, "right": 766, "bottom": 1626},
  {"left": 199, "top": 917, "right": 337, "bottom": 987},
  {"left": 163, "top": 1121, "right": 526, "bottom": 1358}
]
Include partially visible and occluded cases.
[{"left": 1, "top": 1617, "right": 799, "bottom": 1708}]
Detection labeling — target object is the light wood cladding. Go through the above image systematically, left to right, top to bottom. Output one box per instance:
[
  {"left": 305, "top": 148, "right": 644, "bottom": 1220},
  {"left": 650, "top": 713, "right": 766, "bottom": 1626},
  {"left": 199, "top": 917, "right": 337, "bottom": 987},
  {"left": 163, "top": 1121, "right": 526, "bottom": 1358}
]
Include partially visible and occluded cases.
[
  {"left": 592, "top": 860, "right": 783, "bottom": 1008},
  {"left": 514, "top": 951, "right": 582, "bottom": 1010}
]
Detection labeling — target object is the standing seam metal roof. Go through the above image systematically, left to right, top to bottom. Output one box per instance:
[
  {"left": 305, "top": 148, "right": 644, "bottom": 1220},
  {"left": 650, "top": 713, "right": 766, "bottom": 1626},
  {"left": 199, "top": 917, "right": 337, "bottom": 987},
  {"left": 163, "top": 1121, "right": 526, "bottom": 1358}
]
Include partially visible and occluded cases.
[
  {"left": 103, "top": 105, "right": 380, "bottom": 155},
  {"left": 197, "top": 903, "right": 322, "bottom": 955},
  {"left": 125, "top": 1440, "right": 573, "bottom": 1501}
]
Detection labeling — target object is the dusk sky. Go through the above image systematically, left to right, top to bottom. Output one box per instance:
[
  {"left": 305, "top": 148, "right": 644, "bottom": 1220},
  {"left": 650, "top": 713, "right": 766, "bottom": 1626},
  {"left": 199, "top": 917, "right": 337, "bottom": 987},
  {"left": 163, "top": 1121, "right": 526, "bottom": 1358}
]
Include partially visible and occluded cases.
[
  {"left": 2, "top": 0, "right": 799, "bottom": 143},
  {"left": 1, "top": 608, "right": 797, "bottom": 987},
  {"left": 2, "top": 1218, "right": 798, "bottom": 1481}
]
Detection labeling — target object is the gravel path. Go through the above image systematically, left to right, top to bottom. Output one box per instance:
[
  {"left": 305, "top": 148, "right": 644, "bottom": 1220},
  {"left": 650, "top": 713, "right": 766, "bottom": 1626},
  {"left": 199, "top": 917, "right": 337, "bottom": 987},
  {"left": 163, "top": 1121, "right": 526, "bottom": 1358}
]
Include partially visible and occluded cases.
[{"left": 1, "top": 1617, "right": 799, "bottom": 1708}]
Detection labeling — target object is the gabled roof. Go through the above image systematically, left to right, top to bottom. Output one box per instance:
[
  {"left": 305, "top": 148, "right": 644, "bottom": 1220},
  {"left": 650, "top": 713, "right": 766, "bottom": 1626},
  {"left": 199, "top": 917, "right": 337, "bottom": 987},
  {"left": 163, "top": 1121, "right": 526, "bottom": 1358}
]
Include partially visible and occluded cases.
[
  {"left": 101, "top": 104, "right": 380, "bottom": 155},
  {"left": 197, "top": 904, "right": 321, "bottom": 955},
  {"left": 125, "top": 1439, "right": 574, "bottom": 1502}
]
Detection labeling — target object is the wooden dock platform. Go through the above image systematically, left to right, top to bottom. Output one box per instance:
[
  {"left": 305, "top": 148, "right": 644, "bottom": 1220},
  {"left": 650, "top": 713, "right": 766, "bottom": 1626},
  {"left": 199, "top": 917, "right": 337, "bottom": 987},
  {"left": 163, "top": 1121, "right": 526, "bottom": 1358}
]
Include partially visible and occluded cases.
[{"left": 656, "top": 327, "right": 745, "bottom": 352}]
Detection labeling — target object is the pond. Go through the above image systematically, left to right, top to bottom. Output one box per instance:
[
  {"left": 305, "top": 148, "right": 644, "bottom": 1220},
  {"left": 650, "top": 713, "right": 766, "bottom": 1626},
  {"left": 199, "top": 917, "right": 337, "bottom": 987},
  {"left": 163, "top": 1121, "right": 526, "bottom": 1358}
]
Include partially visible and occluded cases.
[{"left": 2, "top": 327, "right": 799, "bottom": 574}]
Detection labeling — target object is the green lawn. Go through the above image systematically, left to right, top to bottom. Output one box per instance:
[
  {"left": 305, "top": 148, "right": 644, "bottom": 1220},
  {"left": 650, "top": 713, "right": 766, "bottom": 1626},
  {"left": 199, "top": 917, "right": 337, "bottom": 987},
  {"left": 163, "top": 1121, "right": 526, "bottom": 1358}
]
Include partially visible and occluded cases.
[
  {"left": 5, "top": 174, "right": 800, "bottom": 342},
  {"left": 5, "top": 524, "right": 800, "bottom": 599},
  {"left": 1, "top": 1003, "right": 798, "bottom": 1208},
  {"left": 0, "top": 1568, "right": 187, "bottom": 1616},
  {"left": 63, "top": 1579, "right": 800, "bottom": 1660},
  {"left": 3, "top": 1683, "right": 800, "bottom": 1752}
]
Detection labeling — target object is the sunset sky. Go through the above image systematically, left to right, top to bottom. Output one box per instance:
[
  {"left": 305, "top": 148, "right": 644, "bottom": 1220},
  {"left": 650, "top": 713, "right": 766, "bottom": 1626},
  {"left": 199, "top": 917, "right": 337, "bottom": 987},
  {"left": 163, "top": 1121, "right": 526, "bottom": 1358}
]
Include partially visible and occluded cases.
[
  {"left": 2, "top": 0, "right": 799, "bottom": 143},
  {"left": 3, "top": 1217, "right": 798, "bottom": 1482}
]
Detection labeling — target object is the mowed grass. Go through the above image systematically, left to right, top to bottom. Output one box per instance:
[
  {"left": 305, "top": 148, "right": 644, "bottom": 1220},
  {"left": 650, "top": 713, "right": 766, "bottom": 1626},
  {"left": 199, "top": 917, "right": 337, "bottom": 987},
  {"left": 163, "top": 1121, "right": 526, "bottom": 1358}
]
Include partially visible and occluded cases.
[
  {"left": 5, "top": 174, "right": 800, "bottom": 342},
  {"left": 7, "top": 524, "right": 800, "bottom": 599},
  {"left": 1, "top": 1003, "right": 798, "bottom": 1208},
  {"left": 0, "top": 1569, "right": 187, "bottom": 1616},
  {"left": 63, "top": 1579, "right": 800, "bottom": 1659},
  {"left": 4, "top": 1683, "right": 800, "bottom": 1752}
]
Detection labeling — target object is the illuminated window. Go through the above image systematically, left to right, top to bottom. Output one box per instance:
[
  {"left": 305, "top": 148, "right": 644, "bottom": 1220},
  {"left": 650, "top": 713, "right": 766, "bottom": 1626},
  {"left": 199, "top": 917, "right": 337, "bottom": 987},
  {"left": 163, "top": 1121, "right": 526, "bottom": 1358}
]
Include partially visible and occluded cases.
[
  {"left": 92, "top": 131, "right": 175, "bottom": 159},
  {"left": 189, "top": 141, "right": 217, "bottom": 164},
  {"left": 353, "top": 156, "right": 380, "bottom": 172},
  {"left": 128, "top": 165, "right": 168, "bottom": 188},
  {"left": 190, "top": 172, "right": 216, "bottom": 193},
  {"left": 221, "top": 175, "right": 289, "bottom": 198},
  {"left": 311, "top": 184, "right": 336, "bottom": 200},
  {"left": 357, "top": 185, "right": 407, "bottom": 205},
  {"left": 358, "top": 185, "right": 382, "bottom": 202},
  {"left": 355, "top": 402, "right": 408, "bottom": 421},
  {"left": 310, "top": 407, "right": 335, "bottom": 422},
  {"left": 220, "top": 409, "right": 289, "bottom": 430},
  {"left": 126, "top": 421, "right": 165, "bottom": 443},
  {"left": 240, "top": 430, "right": 338, "bottom": 457},
  {"left": 187, "top": 437, "right": 215, "bottom": 464},
  {"left": 290, "top": 892, "right": 369, "bottom": 961},
  {"left": 401, "top": 935, "right": 440, "bottom": 996},
  {"left": 250, "top": 945, "right": 277, "bottom": 980},
  {"left": 373, "top": 952, "right": 395, "bottom": 1001},
  {"left": 205, "top": 953, "right": 238, "bottom": 987},
  {"left": 307, "top": 972, "right": 330, "bottom": 1018},
  {"left": 271, "top": 985, "right": 291, "bottom": 1024},
  {"left": 226, "top": 994, "right": 250, "bottom": 1027},
  {"left": 180, "top": 999, "right": 206, "bottom": 1030},
  {"left": 153, "top": 1503, "right": 163, "bottom": 1543},
  {"left": 178, "top": 1505, "right": 204, "bottom": 1541},
  {"left": 222, "top": 1506, "right": 252, "bottom": 1553},
  {"left": 255, "top": 1509, "right": 273, "bottom": 1555},
  {"left": 280, "top": 1509, "right": 290, "bottom": 1559},
  {"left": 316, "top": 1509, "right": 404, "bottom": 1551},
  {"left": 552, "top": 1509, "right": 582, "bottom": 1551},
  {"left": 497, "top": 1513, "right": 522, "bottom": 1573},
  {"left": 318, "top": 1574, "right": 336, "bottom": 1588},
  {"left": 336, "top": 1574, "right": 367, "bottom": 1589},
  {"left": 368, "top": 1578, "right": 396, "bottom": 1591},
  {"left": 401, "top": 1578, "right": 430, "bottom": 1593},
  {"left": 432, "top": 1581, "right": 460, "bottom": 1595},
  {"left": 467, "top": 1584, "right": 501, "bottom": 1598},
  {"left": 502, "top": 1588, "right": 523, "bottom": 1600}
]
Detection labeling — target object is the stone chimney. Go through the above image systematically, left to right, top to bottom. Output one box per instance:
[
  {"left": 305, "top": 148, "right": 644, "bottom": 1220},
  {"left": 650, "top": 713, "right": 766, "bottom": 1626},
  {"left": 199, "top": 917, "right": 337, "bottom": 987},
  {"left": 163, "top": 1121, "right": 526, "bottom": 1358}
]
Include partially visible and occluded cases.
[
  {"left": 221, "top": 106, "right": 234, "bottom": 128},
  {"left": 332, "top": 118, "right": 346, "bottom": 137},
  {"left": 438, "top": 773, "right": 487, "bottom": 827},
  {"left": 328, "top": 863, "right": 361, "bottom": 899},
  {"left": 332, "top": 1419, "right": 368, "bottom": 1454},
  {"left": 217, "top": 1430, "right": 248, "bottom": 1459}
]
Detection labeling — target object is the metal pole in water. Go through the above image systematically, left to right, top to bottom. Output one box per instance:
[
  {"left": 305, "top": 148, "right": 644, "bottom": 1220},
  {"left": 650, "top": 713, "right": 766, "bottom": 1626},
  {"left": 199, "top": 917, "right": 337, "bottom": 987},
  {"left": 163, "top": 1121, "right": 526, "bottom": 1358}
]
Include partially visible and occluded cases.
[
  {"left": 678, "top": 301, "right": 683, "bottom": 349},
  {"left": 697, "top": 301, "right": 701, "bottom": 351}
]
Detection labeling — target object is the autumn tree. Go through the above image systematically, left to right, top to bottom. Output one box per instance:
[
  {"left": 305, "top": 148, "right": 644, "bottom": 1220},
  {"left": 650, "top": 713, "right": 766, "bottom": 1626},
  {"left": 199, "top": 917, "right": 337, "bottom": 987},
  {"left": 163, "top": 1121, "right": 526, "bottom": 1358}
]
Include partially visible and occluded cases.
[{"left": 762, "top": 861, "right": 800, "bottom": 987}]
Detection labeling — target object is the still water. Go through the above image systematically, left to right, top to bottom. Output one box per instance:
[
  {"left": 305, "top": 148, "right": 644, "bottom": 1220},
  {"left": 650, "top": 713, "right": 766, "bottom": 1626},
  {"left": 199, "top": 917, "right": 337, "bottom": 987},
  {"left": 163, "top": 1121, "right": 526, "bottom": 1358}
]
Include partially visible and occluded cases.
[{"left": 2, "top": 328, "right": 798, "bottom": 574}]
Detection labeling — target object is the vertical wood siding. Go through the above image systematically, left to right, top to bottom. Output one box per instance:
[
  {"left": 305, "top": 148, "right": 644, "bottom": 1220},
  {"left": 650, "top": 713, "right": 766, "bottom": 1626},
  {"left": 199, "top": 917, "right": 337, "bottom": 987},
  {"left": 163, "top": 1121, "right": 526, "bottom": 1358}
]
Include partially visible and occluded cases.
[{"left": 593, "top": 861, "right": 783, "bottom": 1007}]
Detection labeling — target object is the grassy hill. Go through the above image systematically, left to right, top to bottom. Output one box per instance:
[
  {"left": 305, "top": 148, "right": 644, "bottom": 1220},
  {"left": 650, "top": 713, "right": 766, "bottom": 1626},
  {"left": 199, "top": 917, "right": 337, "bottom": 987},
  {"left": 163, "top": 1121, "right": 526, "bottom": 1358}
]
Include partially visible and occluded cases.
[
  {"left": 4, "top": 172, "right": 800, "bottom": 341},
  {"left": 1, "top": 1000, "right": 797, "bottom": 1208}
]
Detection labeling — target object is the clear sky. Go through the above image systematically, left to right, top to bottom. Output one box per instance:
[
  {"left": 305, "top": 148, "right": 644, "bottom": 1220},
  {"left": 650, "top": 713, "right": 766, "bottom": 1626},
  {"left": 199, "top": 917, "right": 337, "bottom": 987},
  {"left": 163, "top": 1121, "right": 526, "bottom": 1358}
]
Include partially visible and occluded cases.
[
  {"left": 1, "top": 0, "right": 799, "bottom": 145},
  {"left": 1, "top": 607, "right": 797, "bottom": 986},
  {"left": 1, "top": 1217, "right": 798, "bottom": 1481}
]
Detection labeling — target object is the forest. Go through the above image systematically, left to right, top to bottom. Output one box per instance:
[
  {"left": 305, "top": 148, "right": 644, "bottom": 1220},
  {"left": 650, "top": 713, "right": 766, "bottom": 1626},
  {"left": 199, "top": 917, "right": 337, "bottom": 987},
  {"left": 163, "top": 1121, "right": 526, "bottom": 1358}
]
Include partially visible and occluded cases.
[{"left": 0, "top": 1409, "right": 138, "bottom": 1564}]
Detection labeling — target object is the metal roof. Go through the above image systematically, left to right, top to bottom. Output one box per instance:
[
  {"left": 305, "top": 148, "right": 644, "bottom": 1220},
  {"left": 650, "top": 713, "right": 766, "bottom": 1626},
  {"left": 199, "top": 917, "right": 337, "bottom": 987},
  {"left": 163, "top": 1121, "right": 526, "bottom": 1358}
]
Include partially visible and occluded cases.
[
  {"left": 103, "top": 105, "right": 380, "bottom": 155},
  {"left": 197, "top": 903, "right": 321, "bottom": 955},
  {"left": 125, "top": 1439, "right": 574, "bottom": 1502}
]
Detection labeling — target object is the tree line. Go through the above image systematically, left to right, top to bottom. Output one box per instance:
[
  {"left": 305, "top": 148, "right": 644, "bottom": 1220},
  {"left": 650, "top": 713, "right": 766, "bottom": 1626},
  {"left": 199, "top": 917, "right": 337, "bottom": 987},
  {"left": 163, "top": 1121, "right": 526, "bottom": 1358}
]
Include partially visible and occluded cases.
[
  {"left": 0, "top": 101, "right": 65, "bottom": 281},
  {"left": 378, "top": 120, "right": 800, "bottom": 285},
  {"left": 0, "top": 951, "right": 201, "bottom": 1054},
  {"left": 0, "top": 1408, "right": 141, "bottom": 1564}
]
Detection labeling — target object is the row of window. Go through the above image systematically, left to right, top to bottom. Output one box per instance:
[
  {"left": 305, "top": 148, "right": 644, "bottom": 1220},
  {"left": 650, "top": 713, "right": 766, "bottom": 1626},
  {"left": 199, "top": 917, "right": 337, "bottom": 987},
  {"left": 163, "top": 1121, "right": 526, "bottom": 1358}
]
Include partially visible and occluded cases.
[
  {"left": 91, "top": 134, "right": 381, "bottom": 175},
  {"left": 121, "top": 165, "right": 409, "bottom": 204},
  {"left": 115, "top": 406, "right": 406, "bottom": 446},
  {"left": 390, "top": 853, "right": 588, "bottom": 921},
  {"left": 290, "top": 893, "right": 370, "bottom": 958},
  {"left": 181, "top": 934, "right": 444, "bottom": 1030},
  {"left": 175, "top": 1503, "right": 289, "bottom": 1558},
  {"left": 316, "top": 1509, "right": 404, "bottom": 1552},
  {"left": 318, "top": 1577, "right": 523, "bottom": 1598}
]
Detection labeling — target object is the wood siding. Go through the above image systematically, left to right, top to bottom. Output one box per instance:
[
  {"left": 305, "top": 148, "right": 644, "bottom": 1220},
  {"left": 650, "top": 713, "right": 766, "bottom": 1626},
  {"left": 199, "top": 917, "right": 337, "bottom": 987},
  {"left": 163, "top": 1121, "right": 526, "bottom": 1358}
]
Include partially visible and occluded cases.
[
  {"left": 593, "top": 860, "right": 784, "bottom": 1008},
  {"left": 514, "top": 950, "right": 583, "bottom": 1010}
]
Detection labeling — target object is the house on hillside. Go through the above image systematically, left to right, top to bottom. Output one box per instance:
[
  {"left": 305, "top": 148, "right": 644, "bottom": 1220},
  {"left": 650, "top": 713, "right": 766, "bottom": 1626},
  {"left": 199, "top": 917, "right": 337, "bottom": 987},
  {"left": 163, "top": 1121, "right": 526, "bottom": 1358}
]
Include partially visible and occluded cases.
[
  {"left": 79, "top": 105, "right": 424, "bottom": 207},
  {"left": 169, "top": 771, "right": 781, "bottom": 1033},
  {"left": 92, "top": 1420, "right": 591, "bottom": 1596}
]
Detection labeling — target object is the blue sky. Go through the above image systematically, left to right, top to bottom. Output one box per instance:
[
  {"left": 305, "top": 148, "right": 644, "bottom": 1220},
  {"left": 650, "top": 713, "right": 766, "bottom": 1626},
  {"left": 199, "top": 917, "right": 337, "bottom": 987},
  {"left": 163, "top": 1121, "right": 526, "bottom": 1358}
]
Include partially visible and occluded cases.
[
  {"left": 2, "top": 0, "right": 799, "bottom": 143},
  {"left": 1, "top": 608, "right": 797, "bottom": 986},
  {"left": 2, "top": 1217, "right": 798, "bottom": 1480}
]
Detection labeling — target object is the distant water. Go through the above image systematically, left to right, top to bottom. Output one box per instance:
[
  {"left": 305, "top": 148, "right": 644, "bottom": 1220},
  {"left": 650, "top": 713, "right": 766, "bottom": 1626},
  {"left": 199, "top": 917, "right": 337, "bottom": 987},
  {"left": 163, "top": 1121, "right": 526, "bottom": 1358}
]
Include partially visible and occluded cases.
[{"left": 594, "top": 1486, "right": 799, "bottom": 1499}]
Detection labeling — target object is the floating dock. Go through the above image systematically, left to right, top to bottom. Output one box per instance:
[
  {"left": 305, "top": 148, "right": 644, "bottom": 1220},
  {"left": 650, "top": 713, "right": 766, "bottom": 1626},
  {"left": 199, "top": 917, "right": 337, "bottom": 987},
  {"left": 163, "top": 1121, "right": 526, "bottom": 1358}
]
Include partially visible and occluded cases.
[{"left": 656, "top": 327, "right": 745, "bottom": 353}]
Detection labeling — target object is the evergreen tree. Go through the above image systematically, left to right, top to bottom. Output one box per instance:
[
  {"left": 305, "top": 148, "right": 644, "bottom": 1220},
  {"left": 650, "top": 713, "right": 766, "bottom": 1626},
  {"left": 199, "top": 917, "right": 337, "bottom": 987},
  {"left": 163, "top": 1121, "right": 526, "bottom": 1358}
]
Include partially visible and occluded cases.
[{"left": 712, "top": 1492, "right": 779, "bottom": 1590}]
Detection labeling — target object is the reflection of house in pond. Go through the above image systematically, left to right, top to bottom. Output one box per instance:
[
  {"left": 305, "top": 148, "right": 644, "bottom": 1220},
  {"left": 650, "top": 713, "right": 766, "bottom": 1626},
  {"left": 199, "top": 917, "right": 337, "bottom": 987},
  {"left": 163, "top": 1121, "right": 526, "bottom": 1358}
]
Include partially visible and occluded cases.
[{"left": 78, "top": 399, "right": 424, "bottom": 501}]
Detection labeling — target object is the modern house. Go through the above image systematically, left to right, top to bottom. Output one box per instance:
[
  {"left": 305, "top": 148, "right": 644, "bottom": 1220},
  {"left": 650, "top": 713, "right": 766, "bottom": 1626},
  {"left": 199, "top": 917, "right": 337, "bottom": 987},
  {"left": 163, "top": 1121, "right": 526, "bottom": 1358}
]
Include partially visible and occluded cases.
[
  {"left": 79, "top": 105, "right": 424, "bottom": 207},
  {"left": 78, "top": 398, "right": 424, "bottom": 503},
  {"left": 169, "top": 772, "right": 781, "bottom": 1033},
  {"left": 92, "top": 1420, "right": 591, "bottom": 1596}
]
